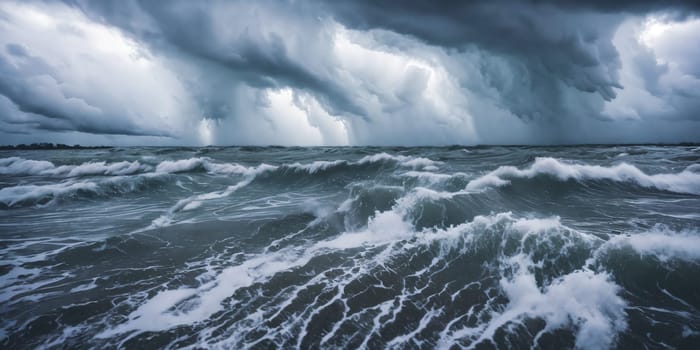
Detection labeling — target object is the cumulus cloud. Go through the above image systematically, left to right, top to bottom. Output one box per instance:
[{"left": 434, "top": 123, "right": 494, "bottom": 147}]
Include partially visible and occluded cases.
[
  {"left": 0, "top": 0, "right": 698, "bottom": 145},
  {"left": 0, "top": 1, "right": 201, "bottom": 143},
  {"left": 604, "top": 16, "right": 700, "bottom": 121}
]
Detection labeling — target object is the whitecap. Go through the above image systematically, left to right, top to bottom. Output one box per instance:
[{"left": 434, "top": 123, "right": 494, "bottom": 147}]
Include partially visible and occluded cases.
[
  {"left": 0, "top": 157, "right": 147, "bottom": 177},
  {"left": 466, "top": 157, "right": 700, "bottom": 195}
]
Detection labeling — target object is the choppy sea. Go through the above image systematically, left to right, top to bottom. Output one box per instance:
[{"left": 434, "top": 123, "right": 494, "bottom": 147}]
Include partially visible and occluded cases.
[{"left": 1, "top": 145, "right": 699, "bottom": 349}]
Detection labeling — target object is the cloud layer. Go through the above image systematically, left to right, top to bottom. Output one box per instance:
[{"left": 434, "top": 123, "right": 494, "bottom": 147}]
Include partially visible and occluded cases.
[{"left": 0, "top": 0, "right": 698, "bottom": 145}]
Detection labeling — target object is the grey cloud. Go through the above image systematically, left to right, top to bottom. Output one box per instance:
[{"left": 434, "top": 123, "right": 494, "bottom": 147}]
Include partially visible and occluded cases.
[
  {"left": 1, "top": 0, "right": 698, "bottom": 145},
  {"left": 71, "top": 0, "right": 366, "bottom": 119},
  {"left": 317, "top": 0, "right": 700, "bottom": 127},
  {"left": 535, "top": 0, "right": 700, "bottom": 12},
  {"left": 68, "top": 1, "right": 699, "bottom": 131},
  {"left": 319, "top": 1, "right": 625, "bottom": 103},
  {"left": 607, "top": 17, "right": 700, "bottom": 123},
  {"left": 5, "top": 43, "right": 28, "bottom": 57},
  {"left": 0, "top": 46, "right": 170, "bottom": 137}
]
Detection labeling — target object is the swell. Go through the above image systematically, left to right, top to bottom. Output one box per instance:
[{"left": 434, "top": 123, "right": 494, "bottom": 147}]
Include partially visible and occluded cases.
[
  {"left": 0, "top": 153, "right": 439, "bottom": 178},
  {"left": 0, "top": 153, "right": 438, "bottom": 210},
  {"left": 125, "top": 153, "right": 442, "bottom": 227},
  {"left": 3, "top": 154, "right": 697, "bottom": 216},
  {"left": 0, "top": 157, "right": 148, "bottom": 177},
  {"left": 466, "top": 157, "right": 700, "bottom": 195},
  {"left": 3, "top": 159, "right": 700, "bottom": 349},
  {"left": 0, "top": 174, "right": 169, "bottom": 208},
  {"left": 98, "top": 181, "right": 698, "bottom": 349},
  {"left": 90, "top": 201, "right": 659, "bottom": 349}
]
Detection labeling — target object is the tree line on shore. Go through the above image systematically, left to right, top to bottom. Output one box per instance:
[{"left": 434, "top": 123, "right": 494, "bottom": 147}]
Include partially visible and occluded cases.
[{"left": 0, "top": 143, "right": 110, "bottom": 150}]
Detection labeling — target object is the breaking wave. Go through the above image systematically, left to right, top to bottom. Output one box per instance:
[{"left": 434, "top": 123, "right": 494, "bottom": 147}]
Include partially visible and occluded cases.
[
  {"left": 1, "top": 146, "right": 698, "bottom": 349},
  {"left": 1, "top": 153, "right": 440, "bottom": 179},
  {"left": 0, "top": 157, "right": 147, "bottom": 177},
  {"left": 466, "top": 157, "right": 700, "bottom": 195},
  {"left": 0, "top": 175, "right": 167, "bottom": 207},
  {"left": 99, "top": 198, "right": 634, "bottom": 349}
]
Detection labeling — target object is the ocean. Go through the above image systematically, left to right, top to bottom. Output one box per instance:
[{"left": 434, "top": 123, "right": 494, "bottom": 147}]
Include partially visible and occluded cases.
[{"left": 1, "top": 145, "right": 699, "bottom": 349}]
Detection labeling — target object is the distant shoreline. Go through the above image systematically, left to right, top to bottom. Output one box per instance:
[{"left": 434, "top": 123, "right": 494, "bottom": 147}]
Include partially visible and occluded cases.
[
  {"left": 1, "top": 142, "right": 698, "bottom": 150},
  {"left": 0, "top": 143, "right": 111, "bottom": 150}
]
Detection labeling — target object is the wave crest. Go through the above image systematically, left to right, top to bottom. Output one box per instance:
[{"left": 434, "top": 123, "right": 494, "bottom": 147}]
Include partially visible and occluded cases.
[
  {"left": 0, "top": 157, "right": 147, "bottom": 177},
  {"left": 466, "top": 157, "right": 700, "bottom": 194}
]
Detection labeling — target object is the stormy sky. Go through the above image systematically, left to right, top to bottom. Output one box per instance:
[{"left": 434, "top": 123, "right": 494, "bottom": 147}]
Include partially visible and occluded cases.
[{"left": 0, "top": 0, "right": 698, "bottom": 145}]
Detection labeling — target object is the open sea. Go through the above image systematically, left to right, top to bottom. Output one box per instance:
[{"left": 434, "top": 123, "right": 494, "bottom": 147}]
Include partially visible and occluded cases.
[{"left": 1, "top": 145, "right": 699, "bottom": 349}]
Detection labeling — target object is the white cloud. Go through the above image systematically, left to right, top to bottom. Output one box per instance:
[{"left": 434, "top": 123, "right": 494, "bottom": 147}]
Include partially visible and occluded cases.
[
  {"left": 0, "top": 1, "right": 199, "bottom": 143},
  {"left": 0, "top": 1, "right": 698, "bottom": 145},
  {"left": 604, "top": 14, "right": 700, "bottom": 123}
]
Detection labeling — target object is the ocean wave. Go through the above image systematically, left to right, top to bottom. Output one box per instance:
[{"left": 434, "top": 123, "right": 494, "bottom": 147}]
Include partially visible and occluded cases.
[
  {"left": 3, "top": 147, "right": 698, "bottom": 349},
  {"left": 0, "top": 152, "right": 442, "bottom": 210},
  {"left": 357, "top": 152, "right": 440, "bottom": 170},
  {"left": 1, "top": 153, "right": 441, "bottom": 181},
  {"left": 151, "top": 153, "right": 440, "bottom": 177},
  {"left": 273, "top": 153, "right": 440, "bottom": 176},
  {"left": 144, "top": 154, "right": 445, "bottom": 224},
  {"left": 0, "top": 157, "right": 147, "bottom": 177},
  {"left": 0, "top": 157, "right": 55, "bottom": 174},
  {"left": 153, "top": 157, "right": 262, "bottom": 175},
  {"left": 466, "top": 157, "right": 700, "bottom": 194},
  {"left": 282, "top": 160, "right": 347, "bottom": 174},
  {"left": 149, "top": 164, "right": 278, "bottom": 228},
  {"left": 0, "top": 175, "right": 165, "bottom": 207},
  {"left": 0, "top": 181, "right": 100, "bottom": 207},
  {"left": 109, "top": 190, "right": 628, "bottom": 348},
  {"left": 425, "top": 214, "right": 625, "bottom": 349},
  {"left": 602, "top": 227, "right": 700, "bottom": 262},
  {"left": 450, "top": 260, "right": 626, "bottom": 349}
]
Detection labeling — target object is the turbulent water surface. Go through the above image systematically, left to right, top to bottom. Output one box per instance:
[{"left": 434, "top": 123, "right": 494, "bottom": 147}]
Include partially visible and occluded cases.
[{"left": 1, "top": 146, "right": 699, "bottom": 349}]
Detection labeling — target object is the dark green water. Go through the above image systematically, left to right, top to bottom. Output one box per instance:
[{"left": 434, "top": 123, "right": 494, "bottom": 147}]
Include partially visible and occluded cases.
[{"left": 1, "top": 146, "right": 699, "bottom": 349}]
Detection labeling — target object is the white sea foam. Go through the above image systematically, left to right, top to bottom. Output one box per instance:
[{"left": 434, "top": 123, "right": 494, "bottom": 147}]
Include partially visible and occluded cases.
[
  {"left": 5, "top": 148, "right": 698, "bottom": 348},
  {"left": 357, "top": 152, "right": 440, "bottom": 170},
  {"left": 1, "top": 153, "right": 441, "bottom": 181},
  {"left": 146, "top": 153, "right": 438, "bottom": 228},
  {"left": 281, "top": 153, "right": 441, "bottom": 174},
  {"left": 0, "top": 156, "right": 259, "bottom": 177},
  {"left": 0, "top": 157, "right": 147, "bottom": 177},
  {"left": 0, "top": 157, "right": 55, "bottom": 174},
  {"left": 154, "top": 157, "right": 339, "bottom": 176},
  {"left": 154, "top": 157, "right": 209, "bottom": 174},
  {"left": 466, "top": 157, "right": 700, "bottom": 194},
  {"left": 154, "top": 158, "right": 205, "bottom": 173},
  {"left": 285, "top": 160, "right": 347, "bottom": 174},
  {"left": 58, "top": 161, "right": 145, "bottom": 177},
  {"left": 149, "top": 164, "right": 278, "bottom": 228},
  {"left": 0, "top": 173, "right": 167, "bottom": 207},
  {"left": 0, "top": 181, "right": 99, "bottom": 207},
  {"left": 111, "top": 187, "right": 628, "bottom": 349},
  {"left": 107, "top": 191, "right": 422, "bottom": 338},
  {"left": 181, "top": 201, "right": 203, "bottom": 211},
  {"left": 315, "top": 209, "right": 412, "bottom": 249},
  {"left": 435, "top": 217, "right": 626, "bottom": 349},
  {"left": 604, "top": 228, "right": 700, "bottom": 262},
  {"left": 97, "top": 246, "right": 317, "bottom": 338},
  {"left": 464, "top": 260, "right": 627, "bottom": 350}
]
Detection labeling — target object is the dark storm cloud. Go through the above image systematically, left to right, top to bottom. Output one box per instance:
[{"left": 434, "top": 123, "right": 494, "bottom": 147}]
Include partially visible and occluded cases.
[
  {"left": 0, "top": 0, "right": 698, "bottom": 144},
  {"left": 67, "top": 0, "right": 620, "bottom": 127},
  {"left": 69, "top": 0, "right": 366, "bottom": 119},
  {"left": 536, "top": 0, "right": 700, "bottom": 12},
  {"left": 318, "top": 1, "right": 700, "bottom": 119},
  {"left": 319, "top": 1, "right": 623, "bottom": 101},
  {"left": 0, "top": 45, "right": 168, "bottom": 137}
]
